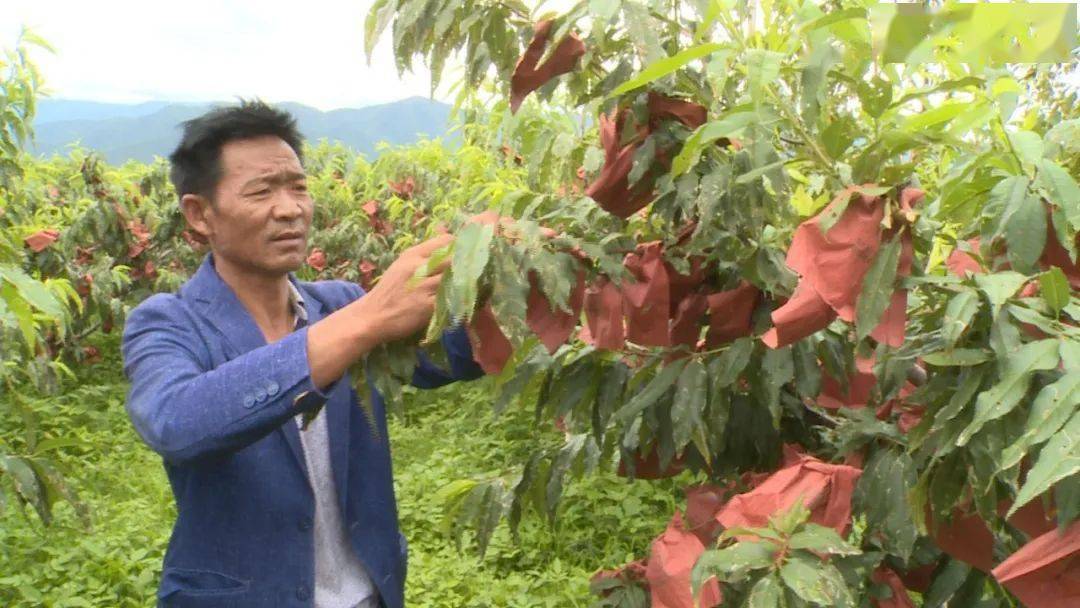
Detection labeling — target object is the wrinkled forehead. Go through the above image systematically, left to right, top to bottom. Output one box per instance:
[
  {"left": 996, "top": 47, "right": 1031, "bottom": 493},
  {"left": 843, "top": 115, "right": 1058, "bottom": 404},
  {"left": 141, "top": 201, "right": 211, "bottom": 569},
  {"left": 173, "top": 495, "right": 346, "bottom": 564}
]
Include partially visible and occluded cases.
[{"left": 219, "top": 136, "right": 304, "bottom": 183}]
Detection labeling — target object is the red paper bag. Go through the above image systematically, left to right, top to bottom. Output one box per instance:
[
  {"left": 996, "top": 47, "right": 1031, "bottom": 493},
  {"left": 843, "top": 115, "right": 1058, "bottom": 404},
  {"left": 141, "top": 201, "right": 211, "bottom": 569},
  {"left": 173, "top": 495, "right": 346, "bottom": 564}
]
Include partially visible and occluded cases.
[
  {"left": 716, "top": 453, "right": 862, "bottom": 535},
  {"left": 646, "top": 512, "right": 724, "bottom": 608}
]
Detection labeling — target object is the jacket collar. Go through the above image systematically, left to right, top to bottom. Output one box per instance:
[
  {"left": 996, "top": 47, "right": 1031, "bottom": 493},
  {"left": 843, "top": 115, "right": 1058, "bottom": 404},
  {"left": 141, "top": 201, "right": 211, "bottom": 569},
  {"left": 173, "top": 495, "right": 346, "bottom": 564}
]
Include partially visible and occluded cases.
[
  {"left": 182, "top": 253, "right": 347, "bottom": 494},
  {"left": 184, "top": 253, "right": 325, "bottom": 355}
]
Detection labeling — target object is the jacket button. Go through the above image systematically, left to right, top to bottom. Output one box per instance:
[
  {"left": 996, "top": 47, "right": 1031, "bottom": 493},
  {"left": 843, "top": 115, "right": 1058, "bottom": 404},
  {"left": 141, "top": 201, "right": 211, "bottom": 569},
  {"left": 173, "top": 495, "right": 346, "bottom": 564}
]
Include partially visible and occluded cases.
[
  {"left": 267, "top": 381, "right": 280, "bottom": 396},
  {"left": 254, "top": 388, "right": 267, "bottom": 403},
  {"left": 242, "top": 394, "right": 256, "bottom": 409},
  {"left": 298, "top": 516, "right": 313, "bottom": 531},
  {"left": 296, "top": 585, "right": 311, "bottom": 601}
]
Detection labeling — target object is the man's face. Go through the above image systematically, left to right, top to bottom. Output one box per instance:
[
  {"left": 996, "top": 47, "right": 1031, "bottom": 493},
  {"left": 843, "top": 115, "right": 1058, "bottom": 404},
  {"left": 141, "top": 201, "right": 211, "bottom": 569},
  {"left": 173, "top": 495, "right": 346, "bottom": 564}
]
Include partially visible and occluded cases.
[{"left": 194, "top": 136, "right": 313, "bottom": 276}]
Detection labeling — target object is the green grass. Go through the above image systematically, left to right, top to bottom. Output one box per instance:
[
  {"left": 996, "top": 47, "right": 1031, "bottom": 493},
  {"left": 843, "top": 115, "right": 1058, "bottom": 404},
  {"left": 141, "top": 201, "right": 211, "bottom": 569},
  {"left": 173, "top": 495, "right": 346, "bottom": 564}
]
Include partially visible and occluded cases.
[{"left": 1, "top": 340, "right": 679, "bottom": 607}]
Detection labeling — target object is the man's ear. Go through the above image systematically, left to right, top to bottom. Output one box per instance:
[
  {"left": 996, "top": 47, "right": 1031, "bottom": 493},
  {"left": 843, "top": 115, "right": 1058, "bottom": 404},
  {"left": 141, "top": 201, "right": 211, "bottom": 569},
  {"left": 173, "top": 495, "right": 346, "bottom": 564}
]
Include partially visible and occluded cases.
[{"left": 180, "top": 193, "right": 213, "bottom": 240}]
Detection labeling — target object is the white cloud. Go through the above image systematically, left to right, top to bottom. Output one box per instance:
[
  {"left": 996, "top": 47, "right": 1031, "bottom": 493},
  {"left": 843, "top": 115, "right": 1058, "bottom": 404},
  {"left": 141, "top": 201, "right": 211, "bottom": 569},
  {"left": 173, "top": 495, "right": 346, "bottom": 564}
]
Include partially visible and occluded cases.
[{"left": 2, "top": 0, "right": 449, "bottom": 109}]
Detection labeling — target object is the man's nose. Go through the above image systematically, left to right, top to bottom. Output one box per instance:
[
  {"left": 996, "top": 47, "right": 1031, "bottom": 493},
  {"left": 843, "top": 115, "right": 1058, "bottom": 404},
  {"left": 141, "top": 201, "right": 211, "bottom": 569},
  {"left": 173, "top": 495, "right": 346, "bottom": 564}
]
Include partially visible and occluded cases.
[{"left": 270, "top": 190, "right": 304, "bottom": 219}]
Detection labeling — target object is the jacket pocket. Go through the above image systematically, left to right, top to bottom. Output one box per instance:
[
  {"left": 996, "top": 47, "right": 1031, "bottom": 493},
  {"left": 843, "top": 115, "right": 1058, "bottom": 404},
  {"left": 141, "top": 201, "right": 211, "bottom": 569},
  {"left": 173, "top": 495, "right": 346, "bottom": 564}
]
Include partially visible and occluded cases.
[{"left": 158, "top": 567, "right": 250, "bottom": 599}]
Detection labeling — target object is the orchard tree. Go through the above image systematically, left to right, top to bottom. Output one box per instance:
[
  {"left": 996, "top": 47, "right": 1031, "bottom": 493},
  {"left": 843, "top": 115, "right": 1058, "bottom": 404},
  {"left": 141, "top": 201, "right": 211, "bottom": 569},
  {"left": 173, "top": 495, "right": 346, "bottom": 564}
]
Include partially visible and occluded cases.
[{"left": 362, "top": 0, "right": 1080, "bottom": 606}]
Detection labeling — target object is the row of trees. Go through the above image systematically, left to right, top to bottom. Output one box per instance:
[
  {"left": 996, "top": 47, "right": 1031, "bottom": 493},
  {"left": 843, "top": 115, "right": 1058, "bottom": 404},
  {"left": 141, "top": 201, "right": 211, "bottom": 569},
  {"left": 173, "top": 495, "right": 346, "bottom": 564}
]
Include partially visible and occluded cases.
[{"left": 360, "top": 0, "right": 1080, "bottom": 606}]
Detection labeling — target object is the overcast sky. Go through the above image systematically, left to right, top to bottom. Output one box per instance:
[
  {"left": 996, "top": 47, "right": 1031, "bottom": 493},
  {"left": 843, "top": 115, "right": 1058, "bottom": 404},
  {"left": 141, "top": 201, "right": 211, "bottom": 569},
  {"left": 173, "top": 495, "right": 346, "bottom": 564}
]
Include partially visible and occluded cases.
[{"left": 2, "top": 0, "right": 447, "bottom": 109}]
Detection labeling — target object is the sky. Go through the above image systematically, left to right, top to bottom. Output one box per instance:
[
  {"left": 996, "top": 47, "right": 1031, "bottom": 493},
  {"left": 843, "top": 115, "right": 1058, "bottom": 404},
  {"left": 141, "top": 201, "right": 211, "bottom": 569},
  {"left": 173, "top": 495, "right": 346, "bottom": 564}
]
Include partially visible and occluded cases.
[{"left": 2, "top": 0, "right": 447, "bottom": 110}]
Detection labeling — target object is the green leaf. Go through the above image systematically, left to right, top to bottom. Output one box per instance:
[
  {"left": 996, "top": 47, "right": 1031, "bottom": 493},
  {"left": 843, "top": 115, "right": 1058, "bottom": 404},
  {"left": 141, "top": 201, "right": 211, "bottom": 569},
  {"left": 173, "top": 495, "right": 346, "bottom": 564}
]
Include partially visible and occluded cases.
[
  {"left": 363, "top": 0, "right": 395, "bottom": 61},
  {"left": 588, "top": 0, "right": 620, "bottom": 22},
  {"left": 800, "top": 8, "right": 866, "bottom": 33},
  {"left": 799, "top": 41, "right": 841, "bottom": 125},
  {"left": 609, "top": 42, "right": 724, "bottom": 97},
  {"left": 745, "top": 49, "right": 784, "bottom": 105},
  {"left": 858, "top": 75, "right": 893, "bottom": 119},
  {"left": 889, "top": 76, "right": 984, "bottom": 108},
  {"left": 901, "top": 101, "right": 968, "bottom": 131},
  {"left": 672, "top": 110, "right": 771, "bottom": 176},
  {"left": 1008, "top": 130, "right": 1045, "bottom": 168},
  {"left": 627, "top": 136, "right": 657, "bottom": 188},
  {"left": 735, "top": 159, "right": 788, "bottom": 186},
  {"left": 1038, "top": 159, "right": 1080, "bottom": 231},
  {"left": 1004, "top": 192, "right": 1047, "bottom": 274},
  {"left": 448, "top": 222, "right": 494, "bottom": 319},
  {"left": 855, "top": 235, "right": 902, "bottom": 341},
  {"left": 490, "top": 245, "right": 531, "bottom": 340},
  {"left": 0, "top": 266, "right": 65, "bottom": 319},
  {"left": 1041, "top": 267, "right": 1071, "bottom": 315},
  {"left": 974, "top": 271, "right": 1029, "bottom": 316},
  {"left": 940, "top": 288, "right": 981, "bottom": 345},
  {"left": 1008, "top": 304, "right": 1065, "bottom": 337},
  {"left": 708, "top": 337, "right": 753, "bottom": 389},
  {"left": 792, "top": 339, "right": 822, "bottom": 397},
  {"left": 957, "top": 339, "right": 1060, "bottom": 446},
  {"left": 1063, "top": 340, "right": 1080, "bottom": 372},
  {"left": 494, "top": 342, "right": 551, "bottom": 414},
  {"left": 757, "top": 346, "right": 794, "bottom": 428},
  {"left": 922, "top": 349, "right": 992, "bottom": 367},
  {"left": 614, "top": 359, "right": 687, "bottom": 424},
  {"left": 672, "top": 359, "right": 708, "bottom": 458},
  {"left": 593, "top": 361, "right": 629, "bottom": 444},
  {"left": 928, "top": 367, "right": 986, "bottom": 435},
  {"left": 1001, "top": 373, "right": 1080, "bottom": 470},
  {"left": 1009, "top": 409, "right": 1080, "bottom": 518},
  {"left": 546, "top": 434, "right": 586, "bottom": 516},
  {"left": 32, "top": 437, "right": 87, "bottom": 454},
  {"left": 853, "top": 449, "right": 918, "bottom": 560},
  {"left": 0, "top": 455, "right": 49, "bottom": 524},
  {"left": 25, "top": 457, "right": 88, "bottom": 527},
  {"left": 1055, "top": 473, "right": 1080, "bottom": 529},
  {"left": 771, "top": 500, "right": 813, "bottom": 536},
  {"left": 788, "top": 524, "right": 860, "bottom": 555},
  {"left": 692, "top": 541, "right": 776, "bottom": 588},
  {"left": 779, "top": 554, "right": 853, "bottom": 607},
  {"left": 922, "top": 559, "right": 973, "bottom": 608},
  {"left": 746, "top": 573, "right": 785, "bottom": 608}
]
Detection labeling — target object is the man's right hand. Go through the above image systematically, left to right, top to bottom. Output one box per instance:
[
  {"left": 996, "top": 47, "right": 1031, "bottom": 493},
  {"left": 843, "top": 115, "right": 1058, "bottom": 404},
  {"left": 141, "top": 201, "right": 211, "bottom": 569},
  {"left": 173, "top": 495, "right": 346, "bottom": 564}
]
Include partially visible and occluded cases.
[
  {"left": 305, "top": 233, "right": 454, "bottom": 391},
  {"left": 357, "top": 233, "right": 454, "bottom": 343}
]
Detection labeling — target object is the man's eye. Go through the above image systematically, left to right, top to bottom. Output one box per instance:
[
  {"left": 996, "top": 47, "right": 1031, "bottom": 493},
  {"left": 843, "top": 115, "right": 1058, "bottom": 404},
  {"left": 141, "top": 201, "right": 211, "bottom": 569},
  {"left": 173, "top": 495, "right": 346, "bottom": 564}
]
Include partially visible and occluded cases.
[
  {"left": 293, "top": 183, "right": 308, "bottom": 192},
  {"left": 250, "top": 189, "right": 271, "bottom": 197}
]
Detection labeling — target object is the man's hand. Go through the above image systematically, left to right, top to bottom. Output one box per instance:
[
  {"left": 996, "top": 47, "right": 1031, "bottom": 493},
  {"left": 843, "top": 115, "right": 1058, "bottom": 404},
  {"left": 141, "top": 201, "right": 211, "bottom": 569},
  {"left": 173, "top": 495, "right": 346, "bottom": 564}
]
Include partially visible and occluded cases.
[
  {"left": 305, "top": 233, "right": 453, "bottom": 390},
  {"left": 359, "top": 233, "right": 454, "bottom": 342}
]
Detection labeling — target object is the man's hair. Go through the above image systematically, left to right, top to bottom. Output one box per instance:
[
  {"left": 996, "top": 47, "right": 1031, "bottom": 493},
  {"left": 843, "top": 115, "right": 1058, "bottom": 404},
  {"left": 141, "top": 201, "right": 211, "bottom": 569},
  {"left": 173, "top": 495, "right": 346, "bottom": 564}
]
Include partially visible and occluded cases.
[{"left": 168, "top": 100, "right": 304, "bottom": 203}]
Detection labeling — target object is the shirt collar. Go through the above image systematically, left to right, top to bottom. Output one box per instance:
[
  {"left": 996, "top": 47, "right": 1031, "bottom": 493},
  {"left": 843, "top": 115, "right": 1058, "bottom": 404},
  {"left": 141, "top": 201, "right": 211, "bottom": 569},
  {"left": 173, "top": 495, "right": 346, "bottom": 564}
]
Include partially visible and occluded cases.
[{"left": 286, "top": 279, "right": 308, "bottom": 326}]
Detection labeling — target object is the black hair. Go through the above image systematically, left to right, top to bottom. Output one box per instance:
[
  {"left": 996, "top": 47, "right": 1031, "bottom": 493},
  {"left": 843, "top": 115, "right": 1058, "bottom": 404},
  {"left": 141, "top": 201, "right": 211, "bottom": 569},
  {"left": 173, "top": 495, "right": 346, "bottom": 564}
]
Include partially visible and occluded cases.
[{"left": 168, "top": 100, "right": 304, "bottom": 203}]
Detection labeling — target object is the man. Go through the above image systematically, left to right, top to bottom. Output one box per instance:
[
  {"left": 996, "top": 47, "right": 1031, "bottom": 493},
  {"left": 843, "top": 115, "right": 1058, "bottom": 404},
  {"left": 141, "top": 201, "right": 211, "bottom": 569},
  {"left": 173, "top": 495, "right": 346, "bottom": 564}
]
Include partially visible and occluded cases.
[{"left": 122, "top": 101, "right": 483, "bottom": 608}]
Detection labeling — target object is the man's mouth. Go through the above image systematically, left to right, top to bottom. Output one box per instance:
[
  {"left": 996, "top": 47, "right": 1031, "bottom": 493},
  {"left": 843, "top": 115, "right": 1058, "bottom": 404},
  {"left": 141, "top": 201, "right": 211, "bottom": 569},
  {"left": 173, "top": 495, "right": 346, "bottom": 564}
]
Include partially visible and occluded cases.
[{"left": 270, "top": 231, "right": 305, "bottom": 246}]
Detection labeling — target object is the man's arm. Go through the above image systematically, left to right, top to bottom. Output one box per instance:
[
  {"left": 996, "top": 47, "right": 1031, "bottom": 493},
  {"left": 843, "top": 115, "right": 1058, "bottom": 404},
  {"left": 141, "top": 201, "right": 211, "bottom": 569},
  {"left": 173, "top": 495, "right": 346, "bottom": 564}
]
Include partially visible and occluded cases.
[
  {"left": 123, "top": 235, "right": 454, "bottom": 466},
  {"left": 122, "top": 295, "right": 335, "bottom": 466},
  {"left": 411, "top": 324, "right": 485, "bottom": 388}
]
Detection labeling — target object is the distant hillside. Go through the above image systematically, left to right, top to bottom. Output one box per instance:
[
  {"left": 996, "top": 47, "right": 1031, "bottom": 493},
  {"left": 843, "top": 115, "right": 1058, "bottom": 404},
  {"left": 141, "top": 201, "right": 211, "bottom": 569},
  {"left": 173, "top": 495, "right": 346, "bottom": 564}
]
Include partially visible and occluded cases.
[{"left": 29, "top": 97, "right": 454, "bottom": 163}]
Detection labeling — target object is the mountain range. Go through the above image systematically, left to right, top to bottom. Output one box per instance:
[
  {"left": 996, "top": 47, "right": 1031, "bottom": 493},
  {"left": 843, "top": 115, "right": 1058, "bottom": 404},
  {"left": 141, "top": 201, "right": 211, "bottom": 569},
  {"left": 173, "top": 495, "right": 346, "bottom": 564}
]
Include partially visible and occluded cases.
[{"left": 29, "top": 97, "right": 455, "bottom": 164}]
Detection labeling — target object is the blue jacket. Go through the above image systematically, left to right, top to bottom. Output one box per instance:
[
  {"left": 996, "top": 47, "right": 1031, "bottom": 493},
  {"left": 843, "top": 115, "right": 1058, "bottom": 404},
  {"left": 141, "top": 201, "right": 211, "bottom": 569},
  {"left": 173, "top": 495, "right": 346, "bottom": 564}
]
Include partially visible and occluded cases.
[{"left": 121, "top": 254, "right": 483, "bottom": 607}]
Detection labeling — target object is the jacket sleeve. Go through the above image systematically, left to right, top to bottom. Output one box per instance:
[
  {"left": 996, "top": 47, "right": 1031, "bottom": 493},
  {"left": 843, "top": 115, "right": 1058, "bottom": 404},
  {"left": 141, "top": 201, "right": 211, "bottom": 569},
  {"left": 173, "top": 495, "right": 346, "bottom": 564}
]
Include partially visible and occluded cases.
[
  {"left": 339, "top": 281, "right": 484, "bottom": 389},
  {"left": 121, "top": 294, "right": 338, "bottom": 466},
  {"left": 410, "top": 323, "right": 485, "bottom": 389}
]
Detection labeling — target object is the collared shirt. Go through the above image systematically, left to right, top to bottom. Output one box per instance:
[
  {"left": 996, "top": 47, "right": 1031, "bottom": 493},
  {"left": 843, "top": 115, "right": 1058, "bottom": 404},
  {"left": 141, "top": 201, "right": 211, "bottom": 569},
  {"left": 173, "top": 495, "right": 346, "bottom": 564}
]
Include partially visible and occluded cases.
[{"left": 287, "top": 281, "right": 379, "bottom": 608}]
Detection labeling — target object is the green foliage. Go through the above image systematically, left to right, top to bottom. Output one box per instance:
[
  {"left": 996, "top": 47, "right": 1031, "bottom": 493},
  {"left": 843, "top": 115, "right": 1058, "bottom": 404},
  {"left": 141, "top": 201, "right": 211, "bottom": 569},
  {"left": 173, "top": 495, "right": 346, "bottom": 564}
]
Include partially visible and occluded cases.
[
  {"left": 366, "top": 0, "right": 1080, "bottom": 605},
  {"left": 0, "top": 341, "right": 678, "bottom": 606},
  {"left": 691, "top": 502, "right": 865, "bottom": 607}
]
